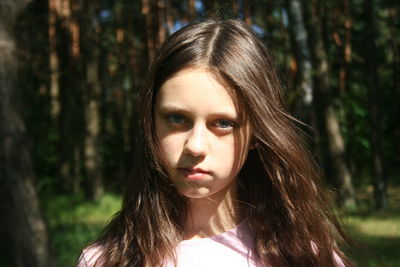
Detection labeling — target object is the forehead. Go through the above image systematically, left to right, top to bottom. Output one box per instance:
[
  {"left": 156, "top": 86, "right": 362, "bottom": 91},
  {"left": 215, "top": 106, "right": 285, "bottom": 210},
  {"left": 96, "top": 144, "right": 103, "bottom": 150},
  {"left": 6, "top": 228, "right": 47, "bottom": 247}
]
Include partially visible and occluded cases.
[{"left": 156, "top": 68, "right": 241, "bottom": 117}]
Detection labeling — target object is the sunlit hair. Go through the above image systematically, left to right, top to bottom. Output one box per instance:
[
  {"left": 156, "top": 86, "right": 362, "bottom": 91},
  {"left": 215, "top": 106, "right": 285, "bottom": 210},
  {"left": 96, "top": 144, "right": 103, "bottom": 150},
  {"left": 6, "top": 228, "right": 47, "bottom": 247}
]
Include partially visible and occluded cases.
[{"left": 92, "top": 19, "right": 353, "bottom": 266}]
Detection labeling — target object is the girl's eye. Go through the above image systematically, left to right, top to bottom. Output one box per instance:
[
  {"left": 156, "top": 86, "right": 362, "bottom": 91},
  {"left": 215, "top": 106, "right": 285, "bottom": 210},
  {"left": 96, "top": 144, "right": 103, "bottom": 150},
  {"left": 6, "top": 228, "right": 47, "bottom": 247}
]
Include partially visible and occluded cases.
[
  {"left": 167, "top": 114, "right": 186, "bottom": 124},
  {"left": 214, "top": 120, "right": 236, "bottom": 129}
]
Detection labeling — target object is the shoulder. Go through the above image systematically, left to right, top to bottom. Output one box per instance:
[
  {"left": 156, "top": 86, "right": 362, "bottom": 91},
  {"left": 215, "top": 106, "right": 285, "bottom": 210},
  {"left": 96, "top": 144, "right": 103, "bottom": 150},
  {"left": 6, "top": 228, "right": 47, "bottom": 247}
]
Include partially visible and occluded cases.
[{"left": 77, "top": 244, "right": 104, "bottom": 267}]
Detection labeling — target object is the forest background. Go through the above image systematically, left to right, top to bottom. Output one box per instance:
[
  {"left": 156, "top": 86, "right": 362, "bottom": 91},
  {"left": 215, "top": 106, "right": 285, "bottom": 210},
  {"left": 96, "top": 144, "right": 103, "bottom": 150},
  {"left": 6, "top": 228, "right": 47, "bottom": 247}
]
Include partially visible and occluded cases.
[{"left": 0, "top": 0, "right": 399, "bottom": 266}]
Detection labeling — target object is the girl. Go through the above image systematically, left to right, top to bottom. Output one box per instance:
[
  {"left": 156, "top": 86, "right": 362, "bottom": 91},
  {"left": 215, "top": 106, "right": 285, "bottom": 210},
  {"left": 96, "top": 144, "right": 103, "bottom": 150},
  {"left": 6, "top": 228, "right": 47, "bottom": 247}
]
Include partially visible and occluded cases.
[{"left": 78, "top": 19, "right": 352, "bottom": 266}]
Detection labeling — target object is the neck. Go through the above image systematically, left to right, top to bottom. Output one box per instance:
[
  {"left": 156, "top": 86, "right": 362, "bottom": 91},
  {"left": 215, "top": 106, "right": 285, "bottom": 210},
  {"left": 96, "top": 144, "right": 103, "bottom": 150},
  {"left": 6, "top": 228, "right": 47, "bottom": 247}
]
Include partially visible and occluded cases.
[{"left": 183, "top": 180, "right": 243, "bottom": 240}]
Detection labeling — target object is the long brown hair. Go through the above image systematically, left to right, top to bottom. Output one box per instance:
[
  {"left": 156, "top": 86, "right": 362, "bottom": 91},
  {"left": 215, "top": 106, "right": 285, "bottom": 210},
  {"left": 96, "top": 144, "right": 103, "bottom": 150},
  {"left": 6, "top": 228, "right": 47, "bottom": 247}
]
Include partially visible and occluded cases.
[{"left": 92, "top": 19, "right": 353, "bottom": 266}]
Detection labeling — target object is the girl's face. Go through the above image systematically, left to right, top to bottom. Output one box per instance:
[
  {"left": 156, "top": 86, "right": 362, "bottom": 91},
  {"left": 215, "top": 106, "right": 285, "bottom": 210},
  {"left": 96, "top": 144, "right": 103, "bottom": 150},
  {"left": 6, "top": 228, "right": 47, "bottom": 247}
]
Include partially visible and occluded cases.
[{"left": 155, "top": 68, "right": 252, "bottom": 200}]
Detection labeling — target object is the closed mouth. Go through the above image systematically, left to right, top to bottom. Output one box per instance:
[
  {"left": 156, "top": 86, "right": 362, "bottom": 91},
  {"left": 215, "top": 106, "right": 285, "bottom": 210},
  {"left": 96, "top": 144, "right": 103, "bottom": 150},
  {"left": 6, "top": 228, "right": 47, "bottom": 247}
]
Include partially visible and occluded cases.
[{"left": 177, "top": 168, "right": 211, "bottom": 179}]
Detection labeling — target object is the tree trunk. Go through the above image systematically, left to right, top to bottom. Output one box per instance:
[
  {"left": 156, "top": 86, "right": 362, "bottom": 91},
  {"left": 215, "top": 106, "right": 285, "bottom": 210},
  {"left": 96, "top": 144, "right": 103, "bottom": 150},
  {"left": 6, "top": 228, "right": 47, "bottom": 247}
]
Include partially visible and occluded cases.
[
  {"left": 48, "top": 0, "right": 61, "bottom": 120},
  {"left": 54, "top": 0, "right": 84, "bottom": 193},
  {"left": 81, "top": 0, "right": 103, "bottom": 200},
  {"left": 141, "top": 0, "right": 155, "bottom": 62},
  {"left": 156, "top": 0, "right": 167, "bottom": 46},
  {"left": 165, "top": 0, "right": 174, "bottom": 33},
  {"left": 188, "top": 0, "right": 196, "bottom": 20},
  {"left": 203, "top": 0, "right": 215, "bottom": 16},
  {"left": 232, "top": 0, "right": 239, "bottom": 16},
  {"left": 243, "top": 0, "right": 252, "bottom": 25},
  {"left": 286, "top": 0, "right": 313, "bottom": 111},
  {"left": 301, "top": 0, "right": 356, "bottom": 209},
  {"left": 338, "top": 0, "right": 352, "bottom": 93},
  {"left": 364, "top": 0, "right": 388, "bottom": 209},
  {"left": 0, "top": 1, "right": 55, "bottom": 266},
  {"left": 388, "top": 1, "right": 400, "bottom": 178},
  {"left": 84, "top": 60, "right": 103, "bottom": 200}
]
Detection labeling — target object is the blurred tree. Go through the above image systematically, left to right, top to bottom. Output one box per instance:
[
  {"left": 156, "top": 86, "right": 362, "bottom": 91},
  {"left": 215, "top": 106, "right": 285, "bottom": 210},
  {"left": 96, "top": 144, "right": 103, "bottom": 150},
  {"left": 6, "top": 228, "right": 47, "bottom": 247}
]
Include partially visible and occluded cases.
[
  {"left": 0, "top": 0, "right": 55, "bottom": 266},
  {"left": 48, "top": 0, "right": 61, "bottom": 120},
  {"left": 56, "top": 0, "right": 86, "bottom": 193},
  {"left": 62, "top": 0, "right": 85, "bottom": 193},
  {"left": 81, "top": 0, "right": 104, "bottom": 200},
  {"left": 142, "top": 0, "right": 156, "bottom": 62},
  {"left": 156, "top": 0, "right": 168, "bottom": 46},
  {"left": 188, "top": 0, "right": 196, "bottom": 20},
  {"left": 232, "top": 0, "right": 239, "bottom": 16},
  {"left": 243, "top": 0, "right": 251, "bottom": 25},
  {"left": 285, "top": 0, "right": 313, "bottom": 123},
  {"left": 301, "top": 0, "right": 356, "bottom": 209},
  {"left": 338, "top": 0, "right": 352, "bottom": 93},
  {"left": 364, "top": 0, "right": 388, "bottom": 209},
  {"left": 387, "top": 0, "right": 400, "bottom": 184}
]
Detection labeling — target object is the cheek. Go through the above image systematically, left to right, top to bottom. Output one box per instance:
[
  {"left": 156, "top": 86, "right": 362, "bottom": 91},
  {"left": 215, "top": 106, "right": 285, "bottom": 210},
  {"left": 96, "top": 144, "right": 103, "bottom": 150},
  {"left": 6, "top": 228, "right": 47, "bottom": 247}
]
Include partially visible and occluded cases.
[
  {"left": 155, "top": 117, "right": 173, "bottom": 151},
  {"left": 221, "top": 129, "right": 252, "bottom": 173},
  {"left": 158, "top": 134, "right": 184, "bottom": 164},
  {"left": 213, "top": 137, "right": 245, "bottom": 170},
  {"left": 214, "top": 137, "right": 236, "bottom": 157}
]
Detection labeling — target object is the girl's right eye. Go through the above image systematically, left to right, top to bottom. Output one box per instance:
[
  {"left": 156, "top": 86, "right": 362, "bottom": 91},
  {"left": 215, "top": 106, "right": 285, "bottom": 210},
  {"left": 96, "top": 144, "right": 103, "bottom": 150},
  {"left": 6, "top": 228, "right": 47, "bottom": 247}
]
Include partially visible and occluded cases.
[{"left": 167, "top": 114, "right": 186, "bottom": 124}]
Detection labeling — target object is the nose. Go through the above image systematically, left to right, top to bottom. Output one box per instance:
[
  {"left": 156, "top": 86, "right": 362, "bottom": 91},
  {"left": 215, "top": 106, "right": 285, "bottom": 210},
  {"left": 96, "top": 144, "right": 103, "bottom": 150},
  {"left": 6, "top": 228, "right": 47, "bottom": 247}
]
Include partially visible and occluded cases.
[{"left": 183, "top": 124, "right": 208, "bottom": 158}]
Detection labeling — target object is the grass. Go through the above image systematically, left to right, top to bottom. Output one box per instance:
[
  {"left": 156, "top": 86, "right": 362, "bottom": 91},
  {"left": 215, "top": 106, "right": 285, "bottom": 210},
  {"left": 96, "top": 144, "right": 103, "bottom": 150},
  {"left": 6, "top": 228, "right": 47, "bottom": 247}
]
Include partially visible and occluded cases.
[
  {"left": 341, "top": 185, "right": 400, "bottom": 267},
  {"left": 45, "top": 187, "right": 400, "bottom": 267},
  {"left": 44, "top": 193, "right": 121, "bottom": 267},
  {"left": 343, "top": 215, "right": 400, "bottom": 266}
]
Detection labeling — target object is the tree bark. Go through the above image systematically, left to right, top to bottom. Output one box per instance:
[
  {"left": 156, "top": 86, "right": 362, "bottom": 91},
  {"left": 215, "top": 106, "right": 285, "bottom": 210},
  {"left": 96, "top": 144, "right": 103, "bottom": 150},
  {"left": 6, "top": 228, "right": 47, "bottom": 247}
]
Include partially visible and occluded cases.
[
  {"left": 48, "top": 0, "right": 61, "bottom": 120},
  {"left": 54, "top": 0, "right": 84, "bottom": 193},
  {"left": 81, "top": 0, "right": 103, "bottom": 200},
  {"left": 141, "top": 0, "right": 155, "bottom": 62},
  {"left": 156, "top": 0, "right": 167, "bottom": 46},
  {"left": 188, "top": 0, "right": 196, "bottom": 20},
  {"left": 203, "top": 0, "right": 215, "bottom": 16},
  {"left": 230, "top": 0, "right": 238, "bottom": 17},
  {"left": 243, "top": 0, "right": 252, "bottom": 25},
  {"left": 286, "top": 0, "right": 313, "bottom": 108},
  {"left": 301, "top": 0, "right": 356, "bottom": 209},
  {"left": 339, "top": 0, "right": 352, "bottom": 93},
  {"left": 364, "top": 0, "right": 388, "bottom": 209},
  {"left": 388, "top": 0, "right": 400, "bottom": 178},
  {"left": 0, "top": 1, "right": 55, "bottom": 266}
]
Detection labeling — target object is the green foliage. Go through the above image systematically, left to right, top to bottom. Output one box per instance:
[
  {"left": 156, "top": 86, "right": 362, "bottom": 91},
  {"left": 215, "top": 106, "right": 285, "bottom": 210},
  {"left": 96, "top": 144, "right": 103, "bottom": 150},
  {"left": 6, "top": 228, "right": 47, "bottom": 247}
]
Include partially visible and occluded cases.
[{"left": 43, "top": 193, "right": 121, "bottom": 267}]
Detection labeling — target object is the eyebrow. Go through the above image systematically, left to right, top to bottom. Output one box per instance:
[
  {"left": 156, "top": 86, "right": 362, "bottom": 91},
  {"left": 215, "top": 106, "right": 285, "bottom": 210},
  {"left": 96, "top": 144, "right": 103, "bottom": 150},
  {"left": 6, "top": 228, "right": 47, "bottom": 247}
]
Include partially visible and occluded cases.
[{"left": 157, "top": 105, "right": 239, "bottom": 120}]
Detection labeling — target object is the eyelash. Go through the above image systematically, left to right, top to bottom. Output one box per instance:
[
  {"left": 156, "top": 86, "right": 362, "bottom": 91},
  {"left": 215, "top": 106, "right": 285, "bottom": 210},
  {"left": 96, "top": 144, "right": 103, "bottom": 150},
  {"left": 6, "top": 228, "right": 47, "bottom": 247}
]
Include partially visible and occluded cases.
[
  {"left": 165, "top": 114, "right": 237, "bottom": 131},
  {"left": 213, "top": 120, "right": 236, "bottom": 129}
]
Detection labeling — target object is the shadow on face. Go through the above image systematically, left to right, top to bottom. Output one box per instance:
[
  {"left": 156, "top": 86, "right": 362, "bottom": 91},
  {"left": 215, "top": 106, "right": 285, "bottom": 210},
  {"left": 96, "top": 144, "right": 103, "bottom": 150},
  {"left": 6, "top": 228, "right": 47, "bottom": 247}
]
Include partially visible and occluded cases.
[{"left": 154, "top": 67, "right": 253, "bottom": 201}]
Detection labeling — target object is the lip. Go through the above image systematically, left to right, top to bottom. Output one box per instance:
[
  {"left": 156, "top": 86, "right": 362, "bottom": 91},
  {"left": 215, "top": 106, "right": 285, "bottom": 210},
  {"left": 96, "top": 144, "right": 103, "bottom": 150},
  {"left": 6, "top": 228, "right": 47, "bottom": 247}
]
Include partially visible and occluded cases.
[{"left": 177, "top": 168, "right": 211, "bottom": 180}]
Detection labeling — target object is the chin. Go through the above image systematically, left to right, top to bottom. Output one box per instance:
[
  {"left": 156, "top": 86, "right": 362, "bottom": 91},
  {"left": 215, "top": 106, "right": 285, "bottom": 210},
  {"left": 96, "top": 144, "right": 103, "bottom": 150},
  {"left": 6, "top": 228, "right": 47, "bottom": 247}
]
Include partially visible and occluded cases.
[{"left": 176, "top": 187, "right": 213, "bottom": 199}]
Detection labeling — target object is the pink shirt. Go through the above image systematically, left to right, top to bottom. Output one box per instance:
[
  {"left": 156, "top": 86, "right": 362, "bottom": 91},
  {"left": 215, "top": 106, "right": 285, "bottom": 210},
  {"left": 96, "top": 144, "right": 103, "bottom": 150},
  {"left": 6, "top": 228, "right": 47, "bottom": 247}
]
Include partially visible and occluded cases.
[
  {"left": 164, "top": 220, "right": 264, "bottom": 267},
  {"left": 77, "top": 221, "right": 344, "bottom": 266},
  {"left": 77, "top": 221, "right": 262, "bottom": 267}
]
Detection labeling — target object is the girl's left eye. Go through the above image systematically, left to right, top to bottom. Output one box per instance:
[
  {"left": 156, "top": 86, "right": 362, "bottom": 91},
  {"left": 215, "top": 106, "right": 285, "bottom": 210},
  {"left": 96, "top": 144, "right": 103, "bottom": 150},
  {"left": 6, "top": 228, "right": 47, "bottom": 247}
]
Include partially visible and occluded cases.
[{"left": 214, "top": 120, "right": 236, "bottom": 129}]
